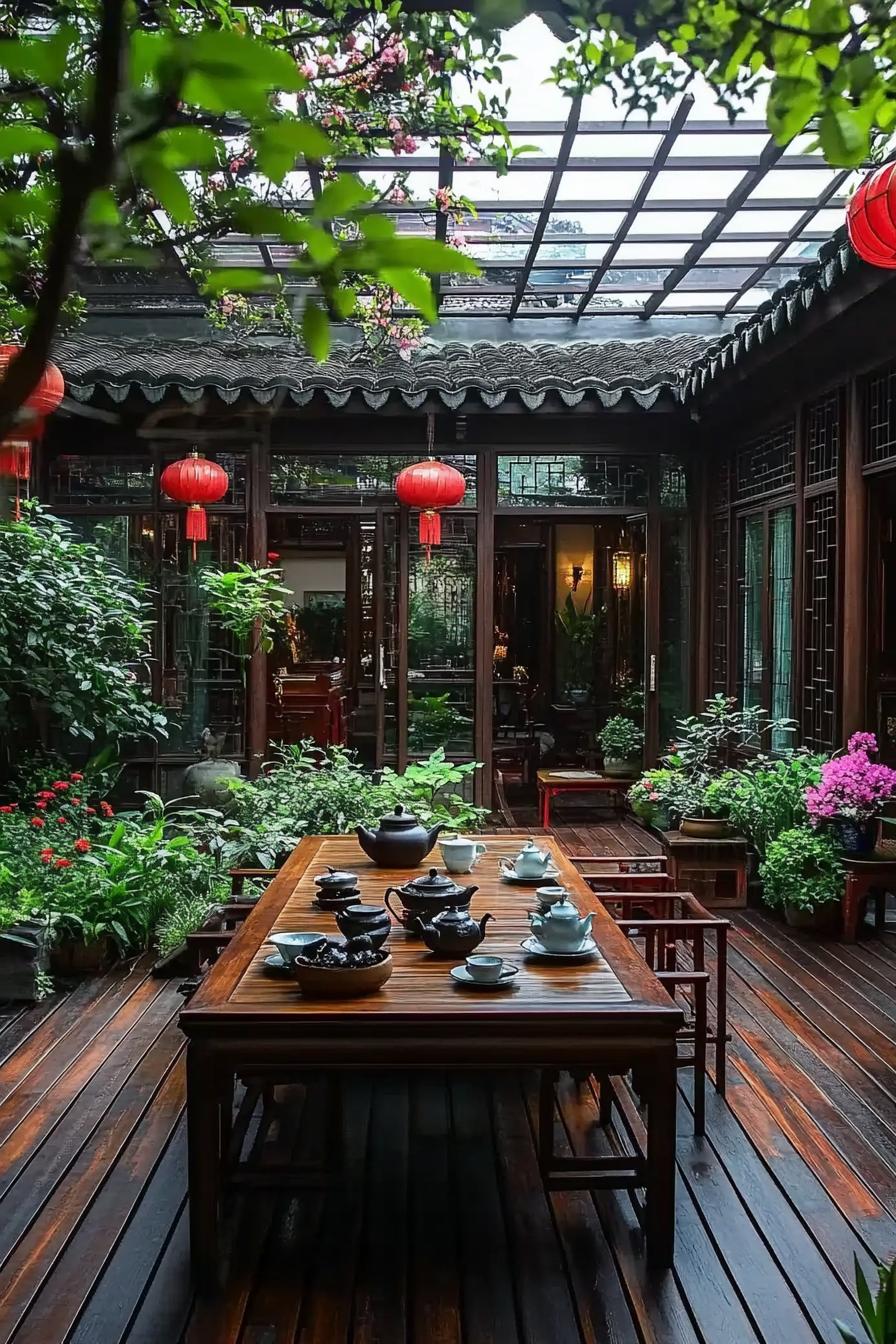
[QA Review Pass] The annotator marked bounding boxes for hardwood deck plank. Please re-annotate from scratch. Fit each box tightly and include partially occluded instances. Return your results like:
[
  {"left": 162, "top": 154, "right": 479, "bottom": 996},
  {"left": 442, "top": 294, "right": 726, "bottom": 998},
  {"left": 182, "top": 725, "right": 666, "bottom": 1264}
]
[
  {"left": 0, "top": 980, "right": 180, "bottom": 1206},
  {"left": 118, "top": 1205, "right": 192, "bottom": 1344},
  {"left": 0, "top": 994, "right": 68, "bottom": 1070},
  {"left": 448, "top": 1076, "right": 521, "bottom": 1344},
  {"left": 491, "top": 1075, "right": 586, "bottom": 1344},
  {"left": 2, "top": 1057, "right": 185, "bottom": 1344},
  {"left": 408, "top": 1075, "right": 462, "bottom": 1344},
  {"left": 352, "top": 1075, "right": 409, "bottom": 1344}
]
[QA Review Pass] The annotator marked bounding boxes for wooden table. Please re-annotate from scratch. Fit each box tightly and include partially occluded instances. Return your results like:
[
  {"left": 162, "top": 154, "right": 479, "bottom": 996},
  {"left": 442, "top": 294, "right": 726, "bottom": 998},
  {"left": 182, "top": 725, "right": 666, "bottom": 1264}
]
[
  {"left": 536, "top": 768, "right": 636, "bottom": 826},
  {"left": 179, "top": 834, "right": 682, "bottom": 1288}
]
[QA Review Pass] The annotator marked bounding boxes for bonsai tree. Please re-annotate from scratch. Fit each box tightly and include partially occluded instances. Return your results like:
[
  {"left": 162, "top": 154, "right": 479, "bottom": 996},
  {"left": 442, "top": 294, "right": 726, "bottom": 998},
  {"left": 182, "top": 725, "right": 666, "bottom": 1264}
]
[{"left": 598, "top": 715, "right": 643, "bottom": 763}]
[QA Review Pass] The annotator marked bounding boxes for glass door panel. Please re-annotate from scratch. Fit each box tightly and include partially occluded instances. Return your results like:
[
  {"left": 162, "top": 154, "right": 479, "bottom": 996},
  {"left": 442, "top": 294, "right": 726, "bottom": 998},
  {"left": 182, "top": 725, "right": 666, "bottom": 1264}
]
[
  {"left": 738, "top": 514, "right": 765, "bottom": 712},
  {"left": 769, "top": 505, "right": 795, "bottom": 747}
]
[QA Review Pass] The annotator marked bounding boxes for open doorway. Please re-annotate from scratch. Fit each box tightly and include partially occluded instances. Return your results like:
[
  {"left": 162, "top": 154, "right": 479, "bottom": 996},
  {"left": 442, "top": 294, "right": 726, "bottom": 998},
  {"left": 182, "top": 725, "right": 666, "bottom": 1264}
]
[{"left": 492, "top": 515, "right": 647, "bottom": 802}]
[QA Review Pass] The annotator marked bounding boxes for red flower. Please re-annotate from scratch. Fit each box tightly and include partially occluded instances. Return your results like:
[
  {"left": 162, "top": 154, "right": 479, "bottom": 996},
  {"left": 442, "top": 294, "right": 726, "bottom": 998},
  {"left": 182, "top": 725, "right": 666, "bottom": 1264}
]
[
  {"left": 73, "top": 838, "right": 91, "bottom": 853},
  {"left": 36, "top": 791, "right": 55, "bottom": 800},
  {"left": 100, "top": 802, "right": 114, "bottom": 817},
  {"left": 54, "top": 858, "right": 72, "bottom": 869},
  {"left": 56, "top": 815, "right": 68, "bottom": 825},
  {"left": 34, "top": 800, "right": 47, "bottom": 810},
  {"left": 70, "top": 772, "right": 84, "bottom": 781},
  {"left": 85, "top": 807, "right": 96, "bottom": 816},
  {"left": 52, "top": 780, "right": 70, "bottom": 791},
  {"left": 70, "top": 797, "right": 81, "bottom": 805},
  {"left": 30, "top": 817, "right": 45, "bottom": 828},
  {"left": 267, "top": 551, "right": 280, "bottom": 564},
  {"left": 0, "top": 805, "right": 13, "bottom": 814},
  {"left": 39, "top": 848, "right": 54, "bottom": 863}
]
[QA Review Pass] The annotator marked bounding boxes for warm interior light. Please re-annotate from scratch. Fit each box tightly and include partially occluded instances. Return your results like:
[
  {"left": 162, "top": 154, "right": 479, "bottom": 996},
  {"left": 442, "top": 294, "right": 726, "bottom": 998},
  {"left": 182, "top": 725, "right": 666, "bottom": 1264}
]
[{"left": 612, "top": 550, "right": 633, "bottom": 591}]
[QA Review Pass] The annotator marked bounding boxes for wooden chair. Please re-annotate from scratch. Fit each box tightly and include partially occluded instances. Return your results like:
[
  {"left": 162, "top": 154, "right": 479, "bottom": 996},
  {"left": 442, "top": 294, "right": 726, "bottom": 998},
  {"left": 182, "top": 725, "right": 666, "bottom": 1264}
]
[
  {"left": 492, "top": 768, "right": 518, "bottom": 829},
  {"left": 598, "top": 891, "right": 731, "bottom": 1134},
  {"left": 570, "top": 853, "right": 670, "bottom": 894}
]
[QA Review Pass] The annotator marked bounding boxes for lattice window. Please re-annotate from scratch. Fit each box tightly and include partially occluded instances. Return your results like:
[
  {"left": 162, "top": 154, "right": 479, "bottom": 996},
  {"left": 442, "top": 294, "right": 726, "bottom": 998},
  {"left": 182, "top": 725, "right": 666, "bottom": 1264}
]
[
  {"left": 659, "top": 456, "right": 688, "bottom": 508},
  {"left": 802, "top": 490, "right": 838, "bottom": 751},
  {"left": 50, "top": 454, "right": 154, "bottom": 506},
  {"left": 867, "top": 365, "right": 896, "bottom": 466},
  {"left": 735, "top": 421, "right": 796, "bottom": 501},
  {"left": 737, "top": 515, "right": 764, "bottom": 712},
  {"left": 710, "top": 458, "right": 731, "bottom": 513},
  {"left": 805, "top": 392, "right": 840, "bottom": 485},
  {"left": 711, "top": 511, "right": 729, "bottom": 694},
  {"left": 268, "top": 453, "right": 477, "bottom": 505},
  {"left": 496, "top": 454, "right": 648, "bottom": 507}
]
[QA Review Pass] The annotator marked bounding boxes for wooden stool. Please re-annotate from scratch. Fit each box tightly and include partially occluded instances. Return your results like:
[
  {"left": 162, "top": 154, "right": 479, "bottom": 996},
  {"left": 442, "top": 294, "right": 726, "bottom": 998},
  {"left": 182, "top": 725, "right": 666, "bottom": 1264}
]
[
  {"left": 840, "top": 853, "right": 896, "bottom": 942},
  {"left": 660, "top": 830, "right": 748, "bottom": 909}
]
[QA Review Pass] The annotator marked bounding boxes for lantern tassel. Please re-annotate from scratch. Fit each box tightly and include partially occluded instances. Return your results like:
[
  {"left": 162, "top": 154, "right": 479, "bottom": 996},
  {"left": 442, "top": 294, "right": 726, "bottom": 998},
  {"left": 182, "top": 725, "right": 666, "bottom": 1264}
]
[
  {"left": 419, "top": 509, "right": 441, "bottom": 563},
  {"left": 185, "top": 503, "right": 208, "bottom": 561}
]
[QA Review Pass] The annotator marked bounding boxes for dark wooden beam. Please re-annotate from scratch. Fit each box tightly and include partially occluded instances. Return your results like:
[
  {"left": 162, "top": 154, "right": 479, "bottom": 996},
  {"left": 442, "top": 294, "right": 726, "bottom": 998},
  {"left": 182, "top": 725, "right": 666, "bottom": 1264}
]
[
  {"left": 640, "top": 136, "right": 787, "bottom": 319},
  {"left": 508, "top": 96, "right": 582, "bottom": 320},
  {"left": 432, "top": 143, "right": 455, "bottom": 311}
]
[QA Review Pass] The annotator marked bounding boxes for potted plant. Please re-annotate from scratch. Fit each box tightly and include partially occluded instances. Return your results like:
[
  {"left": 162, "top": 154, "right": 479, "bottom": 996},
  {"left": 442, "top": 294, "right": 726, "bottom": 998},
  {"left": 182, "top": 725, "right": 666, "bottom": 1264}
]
[
  {"left": 627, "top": 769, "right": 677, "bottom": 830},
  {"left": 0, "top": 882, "right": 49, "bottom": 1000},
  {"left": 555, "top": 594, "right": 600, "bottom": 706},
  {"left": 805, "top": 732, "right": 896, "bottom": 855},
  {"left": 759, "top": 826, "right": 842, "bottom": 931},
  {"left": 678, "top": 776, "right": 733, "bottom": 839},
  {"left": 598, "top": 715, "right": 643, "bottom": 778}
]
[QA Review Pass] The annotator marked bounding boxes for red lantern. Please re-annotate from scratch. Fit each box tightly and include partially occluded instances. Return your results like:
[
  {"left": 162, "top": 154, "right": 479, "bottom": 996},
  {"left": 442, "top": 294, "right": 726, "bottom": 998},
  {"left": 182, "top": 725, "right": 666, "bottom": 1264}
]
[
  {"left": 0, "top": 347, "right": 64, "bottom": 520},
  {"left": 160, "top": 451, "right": 229, "bottom": 558},
  {"left": 847, "top": 163, "right": 896, "bottom": 268},
  {"left": 395, "top": 458, "right": 466, "bottom": 557}
]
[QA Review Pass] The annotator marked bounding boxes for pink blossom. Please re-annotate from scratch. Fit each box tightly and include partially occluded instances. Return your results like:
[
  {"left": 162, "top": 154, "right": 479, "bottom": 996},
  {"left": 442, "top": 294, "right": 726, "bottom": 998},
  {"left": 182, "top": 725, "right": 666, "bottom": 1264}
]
[
  {"left": 299, "top": 60, "right": 318, "bottom": 79},
  {"left": 389, "top": 185, "right": 409, "bottom": 204},
  {"left": 806, "top": 738, "right": 896, "bottom": 827},
  {"left": 848, "top": 731, "right": 878, "bottom": 755}
]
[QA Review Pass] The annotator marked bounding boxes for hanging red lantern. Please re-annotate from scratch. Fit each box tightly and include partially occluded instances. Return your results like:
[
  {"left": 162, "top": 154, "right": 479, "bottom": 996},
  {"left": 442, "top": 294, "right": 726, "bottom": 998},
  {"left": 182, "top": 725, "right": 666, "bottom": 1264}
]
[
  {"left": 395, "top": 457, "right": 466, "bottom": 557},
  {"left": 0, "top": 436, "right": 32, "bottom": 520},
  {"left": 846, "top": 163, "right": 896, "bottom": 268},
  {"left": 160, "top": 451, "right": 229, "bottom": 559},
  {"left": 0, "top": 346, "right": 65, "bottom": 420}
]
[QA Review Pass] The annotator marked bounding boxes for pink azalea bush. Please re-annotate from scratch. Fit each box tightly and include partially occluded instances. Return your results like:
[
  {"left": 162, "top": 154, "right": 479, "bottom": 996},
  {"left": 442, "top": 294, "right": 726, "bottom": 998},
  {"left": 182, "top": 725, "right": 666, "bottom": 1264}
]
[{"left": 805, "top": 733, "right": 896, "bottom": 826}]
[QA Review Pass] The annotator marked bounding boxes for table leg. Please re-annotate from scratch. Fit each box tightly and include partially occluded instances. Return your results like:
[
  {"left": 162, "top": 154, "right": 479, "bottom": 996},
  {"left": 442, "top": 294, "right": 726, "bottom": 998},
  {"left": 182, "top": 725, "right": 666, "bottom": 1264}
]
[
  {"left": 841, "top": 874, "right": 861, "bottom": 944},
  {"left": 715, "top": 924, "right": 728, "bottom": 1095},
  {"left": 644, "top": 1041, "right": 677, "bottom": 1269},
  {"left": 187, "top": 1040, "right": 222, "bottom": 1292}
]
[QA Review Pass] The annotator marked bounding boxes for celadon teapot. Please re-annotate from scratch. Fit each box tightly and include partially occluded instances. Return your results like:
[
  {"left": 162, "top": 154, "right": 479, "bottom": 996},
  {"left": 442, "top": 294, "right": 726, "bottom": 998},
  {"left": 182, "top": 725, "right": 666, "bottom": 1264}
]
[
  {"left": 528, "top": 895, "right": 593, "bottom": 953},
  {"left": 504, "top": 839, "right": 552, "bottom": 879}
]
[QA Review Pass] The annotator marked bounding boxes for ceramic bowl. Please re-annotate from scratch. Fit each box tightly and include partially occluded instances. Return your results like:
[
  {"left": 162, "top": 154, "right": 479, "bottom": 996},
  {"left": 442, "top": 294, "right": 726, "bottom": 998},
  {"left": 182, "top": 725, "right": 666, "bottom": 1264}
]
[
  {"left": 291, "top": 953, "right": 393, "bottom": 998},
  {"left": 269, "top": 931, "right": 328, "bottom": 967}
]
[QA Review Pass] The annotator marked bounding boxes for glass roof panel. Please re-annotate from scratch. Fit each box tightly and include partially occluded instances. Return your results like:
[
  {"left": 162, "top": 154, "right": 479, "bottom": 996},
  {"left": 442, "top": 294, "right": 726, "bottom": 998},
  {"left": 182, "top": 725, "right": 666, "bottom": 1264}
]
[
  {"left": 547, "top": 210, "right": 627, "bottom": 234},
  {"left": 534, "top": 241, "right": 608, "bottom": 263},
  {"left": 615, "top": 241, "right": 692, "bottom": 262},
  {"left": 658, "top": 290, "right": 738, "bottom": 309},
  {"left": 646, "top": 169, "right": 747, "bottom": 202},
  {"left": 584, "top": 290, "right": 652, "bottom": 312},
  {"left": 703, "top": 239, "right": 781, "bottom": 261},
  {"left": 452, "top": 169, "right": 553, "bottom": 203},
  {"left": 750, "top": 168, "right": 848, "bottom": 201},
  {"left": 555, "top": 170, "right": 646, "bottom": 202},
  {"left": 669, "top": 133, "right": 768, "bottom": 158},
  {"left": 629, "top": 211, "right": 717, "bottom": 236},
  {"left": 570, "top": 133, "right": 661, "bottom": 159}
]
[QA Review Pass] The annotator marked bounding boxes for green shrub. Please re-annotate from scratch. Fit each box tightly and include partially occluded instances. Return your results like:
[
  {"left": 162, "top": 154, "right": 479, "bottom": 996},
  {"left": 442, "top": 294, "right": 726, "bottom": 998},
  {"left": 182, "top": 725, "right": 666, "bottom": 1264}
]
[
  {"left": 598, "top": 715, "right": 643, "bottom": 759},
  {"left": 706, "top": 754, "right": 824, "bottom": 858},
  {"left": 759, "top": 827, "right": 842, "bottom": 913}
]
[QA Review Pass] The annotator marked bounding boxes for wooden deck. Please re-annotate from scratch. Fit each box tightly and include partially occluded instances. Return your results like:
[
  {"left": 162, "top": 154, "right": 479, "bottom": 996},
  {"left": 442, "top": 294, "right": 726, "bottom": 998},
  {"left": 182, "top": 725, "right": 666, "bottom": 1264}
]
[{"left": 0, "top": 826, "right": 894, "bottom": 1344}]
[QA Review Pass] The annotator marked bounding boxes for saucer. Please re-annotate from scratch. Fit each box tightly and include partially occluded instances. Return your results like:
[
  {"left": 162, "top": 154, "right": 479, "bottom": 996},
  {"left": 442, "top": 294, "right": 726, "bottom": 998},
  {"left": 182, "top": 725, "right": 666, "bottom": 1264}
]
[
  {"left": 263, "top": 952, "right": 292, "bottom": 976},
  {"left": 450, "top": 963, "right": 519, "bottom": 989},
  {"left": 500, "top": 864, "right": 560, "bottom": 885},
  {"left": 520, "top": 936, "right": 598, "bottom": 962}
]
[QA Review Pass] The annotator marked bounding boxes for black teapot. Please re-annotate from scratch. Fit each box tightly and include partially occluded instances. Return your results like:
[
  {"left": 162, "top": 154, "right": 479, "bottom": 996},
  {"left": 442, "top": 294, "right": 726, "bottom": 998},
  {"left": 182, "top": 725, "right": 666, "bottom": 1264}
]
[
  {"left": 384, "top": 868, "right": 478, "bottom": 930},
  {"left": 356, "top": 804, "right": 444, "bottom": 869},
  {"left": 334, "top": 903, "right": 391, "bottom": 949},
  {"left": 412, "top": 905, "right": 495, "bottom": 957}
]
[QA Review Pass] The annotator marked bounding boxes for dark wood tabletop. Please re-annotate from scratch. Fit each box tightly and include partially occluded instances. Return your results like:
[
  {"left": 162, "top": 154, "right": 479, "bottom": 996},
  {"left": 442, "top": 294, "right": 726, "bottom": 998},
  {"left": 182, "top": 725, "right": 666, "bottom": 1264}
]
[{"left": 180, "top": 834, "right": 681, "bottom": 1035}]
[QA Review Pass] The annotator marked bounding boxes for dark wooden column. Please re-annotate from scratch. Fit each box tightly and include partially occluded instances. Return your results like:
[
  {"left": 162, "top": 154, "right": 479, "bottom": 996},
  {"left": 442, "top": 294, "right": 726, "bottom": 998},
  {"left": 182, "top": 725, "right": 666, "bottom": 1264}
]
[
  {"left": 474, "top": 447, "right": 495, "bottom": 810},
  {"left": 841, "top": 377, "right": 867, "bottom": 740},
  {"left": 247, "top": 433, "right": 268, "bottom": 777},
  {"left": 692, "top": 451, "right": 711, "bottom": 709},
  {"left": 792, "top": 404, "right": 805, "bottom": 736}
]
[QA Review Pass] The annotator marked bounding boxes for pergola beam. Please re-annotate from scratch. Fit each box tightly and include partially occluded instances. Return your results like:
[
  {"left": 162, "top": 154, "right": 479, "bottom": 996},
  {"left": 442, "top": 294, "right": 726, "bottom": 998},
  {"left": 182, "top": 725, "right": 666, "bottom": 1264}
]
[
  {"left": 432, "top": 143, "right": 455, "bottom": 310},
  {"left": 640, "top": 136, "right": 787, "bottom": 319},
  {"left": 720, "top": 170, "right": 854, "bottom": 314},
  {"left": 508, "top": 97, "right": 582, "bottom": 320},
  {"left": 575, "top": 95, "right": 694, "bottom": 320}
]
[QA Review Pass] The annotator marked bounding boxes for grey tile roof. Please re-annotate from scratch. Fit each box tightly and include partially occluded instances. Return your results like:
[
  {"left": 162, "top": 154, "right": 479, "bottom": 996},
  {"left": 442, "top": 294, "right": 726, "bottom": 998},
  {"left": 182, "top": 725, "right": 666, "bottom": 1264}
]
[{"left": 55, "top": 333, "right": 714, "bottom": 411}]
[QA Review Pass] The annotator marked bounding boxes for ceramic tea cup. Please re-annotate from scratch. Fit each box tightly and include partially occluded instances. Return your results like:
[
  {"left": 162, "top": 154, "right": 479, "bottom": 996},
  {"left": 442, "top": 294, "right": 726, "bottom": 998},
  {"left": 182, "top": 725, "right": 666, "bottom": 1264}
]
[
  {"left": 269, "top": 931, "right": 328, "bottom": 967},
  {"left": 465, "top": 954, "right": 504, "bottom": 983},
  {"left": 439, "top": 834, "right": 487, "bottom": 874},
  {"left": 535, "top": 884, "right": 568, "bottom": 908}
]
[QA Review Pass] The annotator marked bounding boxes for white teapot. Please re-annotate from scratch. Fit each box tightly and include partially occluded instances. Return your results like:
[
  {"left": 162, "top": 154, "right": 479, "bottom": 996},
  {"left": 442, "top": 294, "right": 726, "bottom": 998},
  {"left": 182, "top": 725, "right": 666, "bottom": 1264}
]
[
  {"left": 502, "top": 839, "right": 552, "bottom": 880},
  {"left": 528, "top": 896, "right": 593, "bottom": 953}
]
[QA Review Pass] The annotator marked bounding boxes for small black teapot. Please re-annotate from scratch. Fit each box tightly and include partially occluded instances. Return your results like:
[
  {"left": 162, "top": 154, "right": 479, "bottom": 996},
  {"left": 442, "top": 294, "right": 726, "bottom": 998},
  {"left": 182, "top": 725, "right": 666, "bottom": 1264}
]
[
  {"left": 356, "top": 804, "right": 444, "bottom": 869},
  {"left": 412, "top": 905, "right": 495, "bottom": 957},
  {"left": 334, "top": 903, "right": 391, "bottom": 949},
  {"left": 384, "top": 868, "right": 478, "bottom": 930}
]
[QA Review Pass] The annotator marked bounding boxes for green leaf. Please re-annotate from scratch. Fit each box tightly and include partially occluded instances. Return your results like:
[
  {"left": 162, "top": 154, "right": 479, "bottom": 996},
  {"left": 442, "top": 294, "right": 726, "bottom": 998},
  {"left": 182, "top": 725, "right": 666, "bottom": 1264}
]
[
  {"left": 138, "top": 159, "right": 194, "bottom": 225},
  {"left": 367, "top": 236, "right": 480, "bottom": 276},
  {"left": 380, "top": 268, "right": 436, "bottom": 321},
  {"left": 84, "top": 188, "right": 120, "bottom": 231},
  {"left": 0, "top": 125, "right": 55, "bottom": 161},
  {"left": 312, "top": 174, "right": 372, "bottom": 221},
  {"left": 359, "top": 214, "right": 397, "bottom": 241},
  {"left": 0, "top": 30, "right": 71, "bottom": 86},
  {"left": 302, "top": 298, "right": 330, "bottom": 362},
  {"left": 202, "top": 268, "right": 277, "bottom": 296},
  {"left": 181, "top": 30, "right": 301, "bottom": 91},
  {"left": 154, "top": 126, "right": 220, "bottom": 170},
  {"left": 254, "top": 119, "right": 332, "bottom": 184},
  {"left": 818, "top": 104, "right": 869, "bottom": 166}
]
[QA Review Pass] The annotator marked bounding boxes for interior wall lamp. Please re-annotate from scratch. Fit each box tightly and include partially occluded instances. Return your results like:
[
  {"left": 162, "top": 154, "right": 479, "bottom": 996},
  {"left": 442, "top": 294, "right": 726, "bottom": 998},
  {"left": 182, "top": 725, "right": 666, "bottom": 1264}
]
[
  {"left": 565, "top": 563, "right": 591, "bottom": 592},
  {"left": 612, "top": 549, "right": 633, "bottom": 591}
]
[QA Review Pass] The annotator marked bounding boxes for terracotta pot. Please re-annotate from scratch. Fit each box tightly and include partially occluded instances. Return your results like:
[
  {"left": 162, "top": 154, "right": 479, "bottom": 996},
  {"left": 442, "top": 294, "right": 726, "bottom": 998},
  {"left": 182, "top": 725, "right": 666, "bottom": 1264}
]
[
  {"left": 49, "top": 936, "right": 116, "bottom": 976},
  {"left": 680, "top": 816, "right": 733, "bottom": 840},
  {"left": 784, "top": 902, "right": 840, "bottom": 933},
  {"left": 291, "top": 953, "right": 393, "bottom": 998}
]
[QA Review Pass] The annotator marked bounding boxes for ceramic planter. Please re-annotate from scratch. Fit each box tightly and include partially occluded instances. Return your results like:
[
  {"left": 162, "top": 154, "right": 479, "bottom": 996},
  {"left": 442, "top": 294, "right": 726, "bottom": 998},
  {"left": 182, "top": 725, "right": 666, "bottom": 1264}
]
[
  {"left": 680, "top": 815, "right": 733, "bottom": 839},
  {"left": 0, "top": 918, "right": 48, "bottom": 1001},
  {"left": 829, "top": 818, "right": 876, "bottom": 855},
  {"left": 603, "top": 756, "right": 640, "bottom": 779},
  {"left": 784, "top": 901, "right": 840, "bottom": 934}
]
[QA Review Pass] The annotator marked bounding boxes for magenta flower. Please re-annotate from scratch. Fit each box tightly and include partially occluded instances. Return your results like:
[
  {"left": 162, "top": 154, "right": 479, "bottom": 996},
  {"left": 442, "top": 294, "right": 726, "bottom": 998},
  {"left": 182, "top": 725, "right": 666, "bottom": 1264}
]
[{"left": 806, "top": 735, "right": 896, "bottom": 826}]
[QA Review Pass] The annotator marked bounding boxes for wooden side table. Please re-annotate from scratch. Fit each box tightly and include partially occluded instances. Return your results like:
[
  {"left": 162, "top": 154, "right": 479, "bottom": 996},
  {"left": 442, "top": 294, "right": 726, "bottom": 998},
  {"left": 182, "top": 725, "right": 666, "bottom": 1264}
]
[
  {"left": 660, "top": 830, "right": 748, "bottom": 910},
  {"left": 536, "top": 769, "right": 635, "bottom": 827},
  {"left": 840, "top": 854, "right": 896, "bottom": 942}
]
